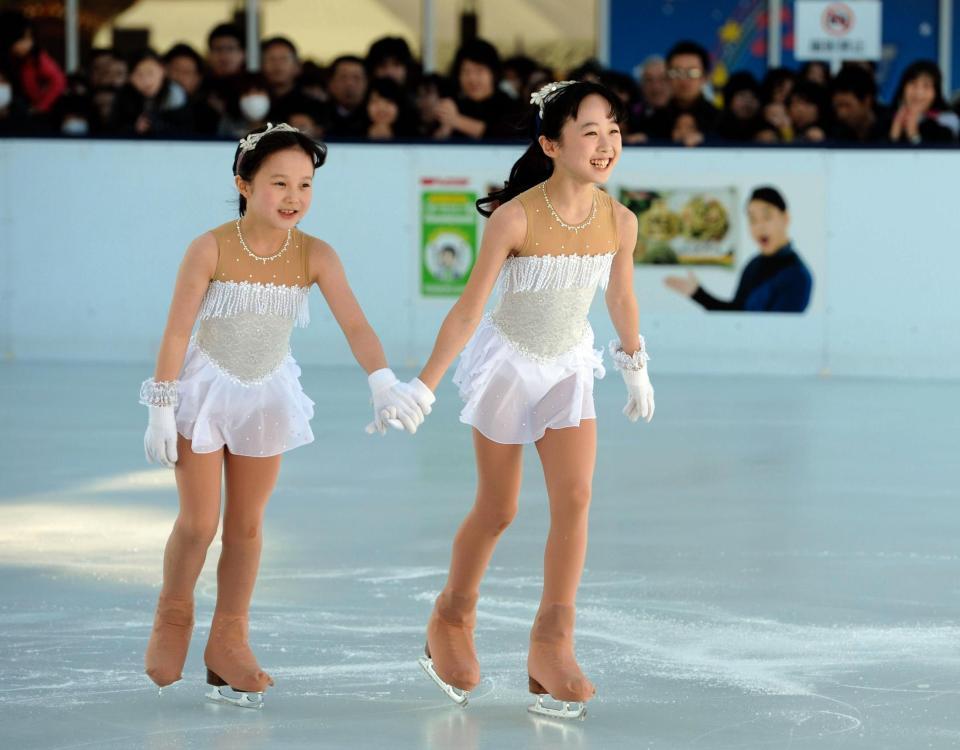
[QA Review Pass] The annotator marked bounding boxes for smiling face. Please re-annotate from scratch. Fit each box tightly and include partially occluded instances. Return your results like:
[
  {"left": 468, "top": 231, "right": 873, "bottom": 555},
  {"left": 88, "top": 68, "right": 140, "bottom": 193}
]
[
  {"left": 904, "top": 74, "right": 936, "bottom": 112},
  {"left": 236, "top": 148, "right": 315, "bottom": 229},
  {"left": 747, "top": 200, "right": 790, "bottom": 255},
  {"left": 540, "top": 93, "right": 622, "bottom": 184}
]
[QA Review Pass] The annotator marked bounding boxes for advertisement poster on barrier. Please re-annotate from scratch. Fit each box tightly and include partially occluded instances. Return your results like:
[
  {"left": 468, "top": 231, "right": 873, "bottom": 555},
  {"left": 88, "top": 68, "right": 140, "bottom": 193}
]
[
  {"left": 618, "top": 176, "right": 824, "bottom": 315},
  {"left": 420, "top": 178, "right": 477, "bottom": 297},
  {"left": 620, "top": 187, "right": 738, "bottom": 266}
]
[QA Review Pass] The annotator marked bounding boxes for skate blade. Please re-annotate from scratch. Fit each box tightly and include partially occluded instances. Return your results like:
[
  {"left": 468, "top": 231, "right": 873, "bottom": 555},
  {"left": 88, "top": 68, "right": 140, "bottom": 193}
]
[
  {"left": 528, "top": 695, "right": 587, "bottom": 721},
  {"left": 417, "top": 656, "right": 469, "bottom": 706},
  {"left": 206, "top": 685, "right": 264, "bottom": 709}
]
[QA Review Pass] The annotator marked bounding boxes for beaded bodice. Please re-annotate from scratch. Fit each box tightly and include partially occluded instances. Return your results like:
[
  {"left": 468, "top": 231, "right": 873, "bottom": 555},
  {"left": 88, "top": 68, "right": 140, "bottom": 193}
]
[
  {"left": 488, "top": 183, "right": 619, "bottom": 362},
  {"left": 193, "top": 222, "right": 311, "bottom": 384}
]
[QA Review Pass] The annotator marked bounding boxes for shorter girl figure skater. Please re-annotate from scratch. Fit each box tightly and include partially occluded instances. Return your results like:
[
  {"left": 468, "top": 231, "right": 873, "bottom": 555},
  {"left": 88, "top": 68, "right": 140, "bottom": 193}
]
[
  {"left": 410, "top": 81, "right": 655, "bottom": 719},
  {"left": 139, "top": 122, "right": 427, "bottom": 708}
]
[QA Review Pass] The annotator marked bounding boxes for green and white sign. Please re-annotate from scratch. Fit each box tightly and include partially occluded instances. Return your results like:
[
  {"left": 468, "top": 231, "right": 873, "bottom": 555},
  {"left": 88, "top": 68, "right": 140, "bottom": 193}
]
[{"left": 421, "top": 187, "right": 477, "bottom": 297}]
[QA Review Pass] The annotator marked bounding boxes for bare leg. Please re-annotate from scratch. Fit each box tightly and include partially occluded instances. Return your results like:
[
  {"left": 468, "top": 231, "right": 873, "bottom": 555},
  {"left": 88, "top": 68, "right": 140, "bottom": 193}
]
[
  {"left": 145, "top": 435, "right": 223, "bottom": 687},
  {"left": 203, "top": 450, "right": 281, "bottom": 693},
  {"left": 528, "top": 420, "right": 597, "bottom": 703},
  {"left": 426, "top": 430, "right": 523, "bottom": 691}
]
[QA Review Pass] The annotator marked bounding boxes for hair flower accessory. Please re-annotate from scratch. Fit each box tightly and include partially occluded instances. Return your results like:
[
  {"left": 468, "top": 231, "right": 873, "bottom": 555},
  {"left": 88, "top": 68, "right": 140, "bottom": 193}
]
[
  {"left": 530, "top": 80, "right": 578, "bottom": 117},
  {"left": 238, "top": 122, "right": 300, "bottom": 154}
]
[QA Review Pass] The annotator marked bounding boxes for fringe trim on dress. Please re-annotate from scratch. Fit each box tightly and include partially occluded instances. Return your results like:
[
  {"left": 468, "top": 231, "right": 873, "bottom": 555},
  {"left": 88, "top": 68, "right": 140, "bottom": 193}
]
[
  {"left": 197, "top": 281, "right": 310, "bottom": 327},
  {"left": 497, "top": 252, "right": 614, "bottom": 294}
]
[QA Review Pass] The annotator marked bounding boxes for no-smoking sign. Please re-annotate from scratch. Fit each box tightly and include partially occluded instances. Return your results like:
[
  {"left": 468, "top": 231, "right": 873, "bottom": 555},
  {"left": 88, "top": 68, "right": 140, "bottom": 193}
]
[
  {"left": 796, "top": 0, "right": 881, "bottom": 62},
  {"left": 822, "top": 3, "right": 855, "bottom": 37}
]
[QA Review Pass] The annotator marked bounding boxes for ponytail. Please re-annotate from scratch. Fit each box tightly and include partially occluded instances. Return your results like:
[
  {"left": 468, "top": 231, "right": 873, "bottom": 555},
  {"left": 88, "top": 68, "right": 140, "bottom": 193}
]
[{"left": 475, "top": 140, "right": 553, "bottom": 217}]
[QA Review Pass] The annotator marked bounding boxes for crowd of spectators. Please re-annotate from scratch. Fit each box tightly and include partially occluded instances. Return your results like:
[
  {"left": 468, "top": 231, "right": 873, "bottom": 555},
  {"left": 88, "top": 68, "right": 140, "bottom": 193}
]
[{"left": 2, "top": 9, "right": 958, "bottom": 146}]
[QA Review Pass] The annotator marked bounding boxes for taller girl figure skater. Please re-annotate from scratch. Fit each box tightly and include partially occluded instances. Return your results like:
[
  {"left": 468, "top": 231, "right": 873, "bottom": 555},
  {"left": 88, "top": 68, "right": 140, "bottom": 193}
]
[
  {"left": 410, "top": 81, "right": 656, "bottom": 719},
  {"left": 139, "top": 122, "right": 427, "bottom": 708}
]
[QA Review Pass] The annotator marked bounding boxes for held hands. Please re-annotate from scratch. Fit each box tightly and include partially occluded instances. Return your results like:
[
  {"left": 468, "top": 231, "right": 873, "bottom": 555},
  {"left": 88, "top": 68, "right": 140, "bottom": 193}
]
[
  {"left": 144, "top": 405, "right": 179, "bottom": 468},
  {"left": 365, "top": 369, "right": 435, "bottom": 436}
]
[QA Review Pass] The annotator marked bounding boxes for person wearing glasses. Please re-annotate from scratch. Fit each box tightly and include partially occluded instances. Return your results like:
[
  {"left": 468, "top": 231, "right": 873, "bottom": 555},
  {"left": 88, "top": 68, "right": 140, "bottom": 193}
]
[{"left": 646, "top": 40, "right": 719, "bottom": 145}]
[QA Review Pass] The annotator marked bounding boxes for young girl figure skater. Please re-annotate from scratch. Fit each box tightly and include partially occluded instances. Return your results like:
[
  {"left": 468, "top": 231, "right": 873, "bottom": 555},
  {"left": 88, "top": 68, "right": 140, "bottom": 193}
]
[
  {"left": 411, "top": 81, "right": 656, "bottom": 719},
  {"left": 139, "top": 122, "right": 427, "bottom": 708}
]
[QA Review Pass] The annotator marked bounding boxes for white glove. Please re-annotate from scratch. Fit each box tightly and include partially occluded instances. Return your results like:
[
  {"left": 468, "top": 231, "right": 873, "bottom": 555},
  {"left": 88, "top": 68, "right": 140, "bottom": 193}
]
[
  {"left": 406, "top": 378, "right": 436, "bottom": 417},
  {"left": 144, "top": 405, "right": 179, "bottom": 467},
  {"left": 621, "top": 367, "right": 655, "bottom": 423},
  {"left": 365, "top": 368, "right": 425, "bottom": 435}
]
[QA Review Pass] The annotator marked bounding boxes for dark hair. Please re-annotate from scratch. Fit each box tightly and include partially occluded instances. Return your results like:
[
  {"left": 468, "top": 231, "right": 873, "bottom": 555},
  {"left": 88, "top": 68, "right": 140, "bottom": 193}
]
[
  {"left": 503, "top": 55, "right": 537, "bottom": 82},
  {"left": 666, "top": 40, "right": 711, "bottom": 73},
  {"left": 723, "top": 71, "right": 761, "bottom": 106},
  {"left": 418, "top": 72, "right": 456, "bottom": 99},
  {"left": 600, "top": 70, "right": 639, "bottom": 105},
  {"left": 128, "top": 47, "right": 164, "bottom": 71},
  {"left": 799, "top": 61, "right": 831, "bottom": 84},
  {"left": 236, "top": 71, "right": 269, "bottom": 95},
  {"left": 89, "top": 47, "right": 119, "bottom": 64},
  {"left": 329, "top": 55, "right": 366, "bottom": 78},
  {"left": 749, "top": 186, "right": 787, "bottom": 212},
  {"left": 567, "top": 58, "right": 604, "bottom": 82},
  {"left": 892, "top": 59, "right": 948, "bottom": 112},
  {"left": 760, "top": 67, "right": 796, "bottom": 104},
  {"left": 163, "top": 43, "right": 204, "bottom": 72},
  {"left": 787, "top": 79, "right": 829, "bottom": 127},
  {"left": 0, "top": 10, "right": 40, "bottom": 62},
  {"left": 208, "top": 23, "right": 245, "bottom": 50},
  {"left": 476, "top": 81, "right": 625, "bottom": 217},
  {"left": 830, "top": 66, "right": 877, "bottom": 101},
  {"left": 232, "top": 124, "right": 327, "bottom": 216},
  {"left": 366, "top": 36, "right": 414, "bottom": 72},
  {"left": 261, "top": 36, "right": 298, "bottom": 59},
  {"left": 450, "top": 39, "right": 502, "bottom": 85},
  {"left": 365, "top": 76, "right": 417, "bottom": 135}
]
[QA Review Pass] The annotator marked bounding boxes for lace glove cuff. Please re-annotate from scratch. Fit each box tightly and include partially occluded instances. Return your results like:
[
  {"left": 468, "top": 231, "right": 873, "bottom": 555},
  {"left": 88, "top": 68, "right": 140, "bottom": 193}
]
[
  {"left": 139, "top": 378, "right": 179, "bottom": 408},
  {"left": 608, "top": 336, "right": 650, "bottom": 371}
]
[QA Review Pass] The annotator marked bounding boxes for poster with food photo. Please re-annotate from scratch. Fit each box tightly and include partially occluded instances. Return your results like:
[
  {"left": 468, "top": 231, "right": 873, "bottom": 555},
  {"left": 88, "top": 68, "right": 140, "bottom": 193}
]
[{"left": 620, "top": 187, "right": 738, "bottom": 266}]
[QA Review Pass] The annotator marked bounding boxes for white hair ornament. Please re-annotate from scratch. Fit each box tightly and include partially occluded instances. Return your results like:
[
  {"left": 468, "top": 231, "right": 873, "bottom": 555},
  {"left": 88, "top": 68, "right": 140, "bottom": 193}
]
[{"left": 529, "top": 80, "right": 578, "bottom": 117}]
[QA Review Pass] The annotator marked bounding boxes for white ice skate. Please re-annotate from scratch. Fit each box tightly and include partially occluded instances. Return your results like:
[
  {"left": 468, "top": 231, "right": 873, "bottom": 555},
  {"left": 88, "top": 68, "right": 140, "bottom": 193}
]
[
  {"left": 205, "top": 669, "right": 264, "bottom": 709},
  {"left": 527, "top": 693, "right": 587, "bottom": 720},
  {"left": 418, "top": 647, "right": 469, "bottom": 706}
]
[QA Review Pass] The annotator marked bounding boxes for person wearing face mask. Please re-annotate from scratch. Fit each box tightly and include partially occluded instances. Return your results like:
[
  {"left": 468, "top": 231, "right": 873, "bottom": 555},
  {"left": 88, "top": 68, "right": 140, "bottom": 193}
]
[
  {"left": 113, "top": 48, "right": 192, "bottom": 135},
  {"left": 664, "top": 187, "right": 812, "bottom": 313},
  {"left": 888, "top": 60, "right": 958, "bottom": 145},
  {"left": 54, "top": 94, "right": 94, "bottom": 136},
  {"left": 218, "top": 74, "right": 272, "bottom": 138},
  {"left": 163, "top": 43, "right": 220, "bottom": 135}
]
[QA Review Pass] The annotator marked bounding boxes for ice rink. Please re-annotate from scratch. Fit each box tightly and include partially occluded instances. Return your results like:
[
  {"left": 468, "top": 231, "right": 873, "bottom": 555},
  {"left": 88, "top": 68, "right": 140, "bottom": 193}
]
[{"left": 1, "top": 363, "right": 959, "bottom": 749}]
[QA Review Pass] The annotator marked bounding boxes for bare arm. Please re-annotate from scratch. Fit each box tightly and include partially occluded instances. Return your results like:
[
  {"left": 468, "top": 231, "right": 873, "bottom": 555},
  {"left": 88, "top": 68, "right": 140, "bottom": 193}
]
[
  {"left": 604, "top": 204, "right": 641, "bottom": 354},
  {"left": 417, "top": 200, "right": 526, "bottom": 390},
  {"left": 153, "top": 233, "right": 218, "bottom": 381},
  {"left": 309, "top": 239, "right": 389, "bottom": 375}
]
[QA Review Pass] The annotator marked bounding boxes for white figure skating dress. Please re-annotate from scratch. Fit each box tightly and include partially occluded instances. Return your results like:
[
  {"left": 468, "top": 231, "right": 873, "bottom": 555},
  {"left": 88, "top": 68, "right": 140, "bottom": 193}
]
[
  {"left": 453, "top": 182, "right": 619, "bottom": 444},
  {"left": 175, "top": 221, "right": 315, "bottom": 456}
]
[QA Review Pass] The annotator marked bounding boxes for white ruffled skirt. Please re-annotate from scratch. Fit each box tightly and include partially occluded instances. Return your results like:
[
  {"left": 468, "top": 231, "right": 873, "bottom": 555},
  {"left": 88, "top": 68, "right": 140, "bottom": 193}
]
[
  {"left": 175, "top": 341, "right": 315, "bottom": 457},
  {"left": 453, "top": 316, "right": 605, "bottom": 444}
]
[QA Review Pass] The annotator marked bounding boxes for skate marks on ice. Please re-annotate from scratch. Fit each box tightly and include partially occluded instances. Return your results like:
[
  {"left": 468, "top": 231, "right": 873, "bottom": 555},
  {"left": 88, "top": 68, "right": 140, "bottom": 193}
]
[{"left": 3, "top": 564, "right": 960, "bottom": 746}]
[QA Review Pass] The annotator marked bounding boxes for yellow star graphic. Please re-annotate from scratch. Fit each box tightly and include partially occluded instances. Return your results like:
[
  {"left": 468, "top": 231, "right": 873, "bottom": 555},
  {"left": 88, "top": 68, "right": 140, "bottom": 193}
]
[{"left": 719, "top": 21, "right": 742, "bottom": 44}]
